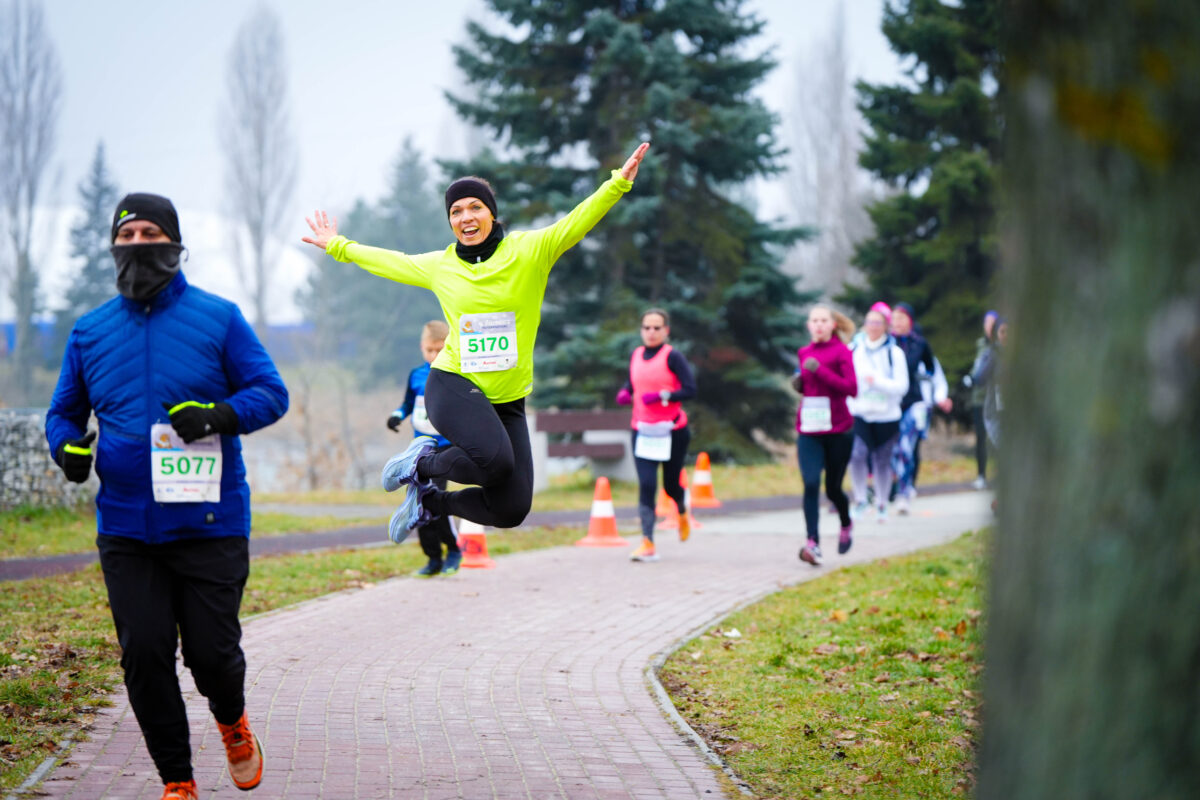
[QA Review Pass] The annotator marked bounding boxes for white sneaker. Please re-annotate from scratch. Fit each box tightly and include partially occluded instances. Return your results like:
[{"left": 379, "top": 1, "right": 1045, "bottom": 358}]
[
  {"left": 851, "top": 502, "right": 868, "bottom": 520},
  {"left": 896, "top": 496, "right": 910, "bottom": 515},
  {"left": 972, "top": 476, "right": 988, "bottom": 490},
  {"left": 876, "top": 506, "right": 888, "bottom": 524}
]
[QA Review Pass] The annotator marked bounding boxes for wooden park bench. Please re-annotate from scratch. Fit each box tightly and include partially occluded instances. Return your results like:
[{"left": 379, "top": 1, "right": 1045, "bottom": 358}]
[{"left": 529, "top": 409, "right": 635, "bottom": 484}]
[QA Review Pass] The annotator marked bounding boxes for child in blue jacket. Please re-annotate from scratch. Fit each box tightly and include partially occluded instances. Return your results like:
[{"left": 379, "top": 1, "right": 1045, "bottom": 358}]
[{"left": 387, "top": 320, "right": 461, "bottom": 575}]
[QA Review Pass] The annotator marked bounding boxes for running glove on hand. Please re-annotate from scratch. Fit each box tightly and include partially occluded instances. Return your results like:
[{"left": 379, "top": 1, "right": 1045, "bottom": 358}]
[
  {"left": 387, "top": 412, "right": 405, "bottom": 431},
  {"left": 162, "top": 401, "right": 238, "bottom": 444},
  {"left": 642, "top": 391, "right": 670, "bottom": 406},
  {"left": 615, "top": 388, "right": 632, "bottom": 406},
  {"left": 56, "top": 431, "right": 97, "bottom": 483},
  {"left": 803, "top": 357, "right": 820, "bottom": 372}
]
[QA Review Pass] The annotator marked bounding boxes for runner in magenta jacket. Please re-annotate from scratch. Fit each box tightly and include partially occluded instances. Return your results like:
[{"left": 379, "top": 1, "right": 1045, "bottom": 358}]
[{"left": 792, "top": 306, "right": 857, "bottom": 566}]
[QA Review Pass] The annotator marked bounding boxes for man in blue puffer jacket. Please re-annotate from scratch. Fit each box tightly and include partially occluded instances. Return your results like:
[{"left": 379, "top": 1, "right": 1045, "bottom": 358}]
[{"left": 45, "top": 193, "right": 288, "bottom": 800}]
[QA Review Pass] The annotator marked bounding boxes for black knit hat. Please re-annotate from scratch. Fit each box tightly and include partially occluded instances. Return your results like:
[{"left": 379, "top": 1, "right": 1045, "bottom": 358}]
[
  {"left": 444, "top": 177, "right": 498, "bottom": 220},
  {"left": 111, "top": 193, "right": 182, "bottom": 243}
]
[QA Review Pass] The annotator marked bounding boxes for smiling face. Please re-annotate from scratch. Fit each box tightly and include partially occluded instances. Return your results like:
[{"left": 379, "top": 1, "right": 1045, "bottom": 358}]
[
  {"left": 448, "top": 197, "right": 495, "bottom": 247},
  {"left": 640, "top": 312, "right": 668, "bottom": 348},
  {"left": 807, "top": 307, "right": 834, "bottom": 343}
]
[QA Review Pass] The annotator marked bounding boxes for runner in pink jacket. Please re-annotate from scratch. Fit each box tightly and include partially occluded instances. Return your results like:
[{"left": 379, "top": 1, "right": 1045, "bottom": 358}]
[{"left": 792, "top": 306, "right": 857, "bottom": 566}]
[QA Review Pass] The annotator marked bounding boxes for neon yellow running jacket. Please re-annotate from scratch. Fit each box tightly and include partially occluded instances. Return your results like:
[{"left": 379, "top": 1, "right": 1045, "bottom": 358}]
[{"left": 326, "top": 171, "right": 632, "bottom": 403}]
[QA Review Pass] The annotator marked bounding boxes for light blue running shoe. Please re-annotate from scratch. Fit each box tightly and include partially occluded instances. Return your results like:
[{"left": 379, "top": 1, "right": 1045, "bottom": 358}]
[
  {"left": 387, "top": 479, "right": 437, "bottom": 544},
  {"left": 382, "top": 435, "right": 438, "bottom": 493}
]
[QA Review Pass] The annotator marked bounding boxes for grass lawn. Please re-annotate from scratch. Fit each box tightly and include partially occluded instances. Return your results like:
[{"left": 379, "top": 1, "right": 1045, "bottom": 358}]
[
  {"left": 660, "top": 530, "right": 986, "bottom": 799},
  {"left": 256, "top": 456, "right": 981, "bottom": 511},
  {"left": 0, "top": 506, "right": 380, "bottom": 560},
  {"left": 0, "top": 524, "right": 580, "bottom": 792}
]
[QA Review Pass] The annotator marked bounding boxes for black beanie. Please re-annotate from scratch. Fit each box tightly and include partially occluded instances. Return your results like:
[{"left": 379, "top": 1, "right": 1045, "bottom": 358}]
[
  {"left": 444, "top": 178, "right": 498, "bottom": 220},
  {"left": 111, "top": 193, "right": 182, "bottom": 243}
]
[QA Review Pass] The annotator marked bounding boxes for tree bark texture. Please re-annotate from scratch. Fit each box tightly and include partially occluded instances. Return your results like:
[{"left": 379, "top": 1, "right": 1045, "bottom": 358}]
[{"left": 979, "top": 3, "right": 1200, "bottom": 799}]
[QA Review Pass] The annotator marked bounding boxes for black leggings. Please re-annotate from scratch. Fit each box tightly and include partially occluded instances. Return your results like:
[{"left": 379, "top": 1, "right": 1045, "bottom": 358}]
[
  {"left": 418, "top": 369, "right": 534, "bottom": 528},
  {"left": 972, "top": 404, "right": 988, "bottom": 478},
  {"left": 632, "top": 425, "right": 691, "bottom": 541},
  {"left": 97, "top": 534, "right": 249, "bottom": 784},
  {"left": 797, "top": 431, "right": 853, "bottom": 542}
]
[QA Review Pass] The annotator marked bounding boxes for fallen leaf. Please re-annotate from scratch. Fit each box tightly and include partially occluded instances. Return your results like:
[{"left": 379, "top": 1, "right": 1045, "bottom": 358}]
[
  {"left": 813, "top": 643, "right": 840, "bottom": 656},
  {"left": 933, "top": 627, "right": 950, "bottom": 641},
  {"left": 830, "top": 609, "right": 849, "bottom": 623},
  {"left": 954, "top": 620, "right": 968, "bottom": 637},
  {"left": 906, "top": 756, "right": 921, "bottom": 765},
  {"left": 866, "top": 606, "right": 881, "bottom": 615},
  {"left": 873, "top": 673, "right": 891, "bottom": 683},
  {"left": 879, "top": 693, "right": 900, "bottom": 702},
  {"left": 724, "top": 628, "right": 742, "bottom": 638}
]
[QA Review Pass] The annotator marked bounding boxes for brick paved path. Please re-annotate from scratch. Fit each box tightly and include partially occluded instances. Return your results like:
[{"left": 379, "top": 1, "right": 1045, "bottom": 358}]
[{"left": 32, "top": 493, "right": 990, "bottom": 799}]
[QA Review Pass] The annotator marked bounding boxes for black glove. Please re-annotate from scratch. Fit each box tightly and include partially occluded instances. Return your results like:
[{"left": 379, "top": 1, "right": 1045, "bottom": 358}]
[
  {"left": 56, "top": 431, "right": 97, "bottom": 484},
  {"left": 162, "top": 401, "right": 239, "bottom": 444},
  {"left": 387, "top": 412, "right": 404, "bottom": 431}
]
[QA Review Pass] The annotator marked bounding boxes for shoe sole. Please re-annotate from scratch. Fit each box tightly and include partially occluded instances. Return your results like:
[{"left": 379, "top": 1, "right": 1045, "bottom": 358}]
[
  {"left": 631, "top": 555, "right": 660, "bottom": 562},
  {"left": 799, "top": 549, "right": 822, "bottom": 566}
]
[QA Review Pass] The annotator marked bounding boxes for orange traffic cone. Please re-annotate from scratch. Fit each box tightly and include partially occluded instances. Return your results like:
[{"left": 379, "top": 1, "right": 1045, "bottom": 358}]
[
  {"left": 691, "top": 452, "right": 722, "bottom": 508},
  {"left": 575, "top": 477, "right": 627, "bottom": 547},
  {"left": 457, "top": 517, "right": 496, "bottom": 568}
]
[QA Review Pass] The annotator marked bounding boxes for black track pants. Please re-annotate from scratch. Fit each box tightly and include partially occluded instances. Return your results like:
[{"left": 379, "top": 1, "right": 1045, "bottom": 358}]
[{"left": 97, "top": 534, "right": 249, "bottom": 784}]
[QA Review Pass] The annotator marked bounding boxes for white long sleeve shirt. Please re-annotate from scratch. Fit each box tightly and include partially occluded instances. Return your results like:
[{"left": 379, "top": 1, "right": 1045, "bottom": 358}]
[{"left": 848, "top": 335, "right": 909, "bottom": 423}]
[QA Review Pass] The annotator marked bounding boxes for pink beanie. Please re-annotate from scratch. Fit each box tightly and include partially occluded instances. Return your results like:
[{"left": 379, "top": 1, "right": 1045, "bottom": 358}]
[{"left": 869, "top": 301, "right": 892, "bottom": 323}]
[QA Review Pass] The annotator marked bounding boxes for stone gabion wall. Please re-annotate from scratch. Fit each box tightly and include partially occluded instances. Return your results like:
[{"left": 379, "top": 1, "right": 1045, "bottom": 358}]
[{"left": 0, "top": 408, "right": 96, "bottom": 511}]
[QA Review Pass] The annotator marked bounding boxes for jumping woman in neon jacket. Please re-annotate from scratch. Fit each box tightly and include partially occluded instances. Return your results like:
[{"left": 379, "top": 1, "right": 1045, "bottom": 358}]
[{"left": 303, "top": 143, "right": 650, "bottom": 541}]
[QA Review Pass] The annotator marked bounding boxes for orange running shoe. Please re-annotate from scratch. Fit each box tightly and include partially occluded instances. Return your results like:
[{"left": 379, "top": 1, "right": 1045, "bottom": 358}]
[
  {"left": 630, "top": 537, "right": 659, "bottom": 562},
  {"left": 217, "top": 711, "right": 265, "bottom": 791},
  {"left": 678, "top": 512, "right": 691, "bottom": 542},
  {"left": 162, "top": 780, "right": 198, "bottom": 800}
]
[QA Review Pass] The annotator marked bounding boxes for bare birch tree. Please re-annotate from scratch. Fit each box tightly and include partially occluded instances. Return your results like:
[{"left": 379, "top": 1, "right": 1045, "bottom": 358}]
[
  {"left": 784, "top": 2, "right": 876, "bottom": 297},
  {"left": 0, "top": 0, "right": 61, "bottom": 402},
  {"left": 220, "top": 4, "right": 297, "bottom": 339}
]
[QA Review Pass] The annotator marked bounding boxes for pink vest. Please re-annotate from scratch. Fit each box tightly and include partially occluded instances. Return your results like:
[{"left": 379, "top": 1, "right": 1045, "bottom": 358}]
[{"left": 630, "top": 345, "right": 688, "bottom": 430}]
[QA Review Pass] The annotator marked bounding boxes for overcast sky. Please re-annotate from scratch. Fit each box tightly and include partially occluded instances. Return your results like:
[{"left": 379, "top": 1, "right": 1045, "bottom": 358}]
[{"left": 14, "top": 0, "right": 903, "bottom": 322}]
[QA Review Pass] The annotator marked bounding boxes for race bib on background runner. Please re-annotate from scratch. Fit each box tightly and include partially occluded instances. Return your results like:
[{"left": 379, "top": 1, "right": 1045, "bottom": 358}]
[
  {"left": 460, "top": 311, "right": 518, "bottom": 373},
  {"left": 150, "top": 423, "right": 221, "bottom": 503},
  {"left": 800, "top": 396, "right": 833, "bottom": 433},
  {"left": 634, "top": 420, "right": 675, "bottom": 461},
  {"left": 412, "top": 395, "right": 439, "bottom": 436}
]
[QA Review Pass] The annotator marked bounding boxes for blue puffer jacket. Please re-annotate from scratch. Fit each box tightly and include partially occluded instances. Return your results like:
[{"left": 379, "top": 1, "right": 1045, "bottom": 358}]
[{"left": 46, "top": 272, "right": 289, "bottom": 544}]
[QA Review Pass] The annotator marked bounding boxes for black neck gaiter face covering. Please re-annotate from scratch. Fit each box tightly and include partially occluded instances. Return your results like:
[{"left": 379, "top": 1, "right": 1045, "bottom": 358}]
[
  {"left": 111, "top": 243, "right": 184, "bottom": 302},
  {"left": 455, "top": 222, "right": 505, "bottom": 263}
]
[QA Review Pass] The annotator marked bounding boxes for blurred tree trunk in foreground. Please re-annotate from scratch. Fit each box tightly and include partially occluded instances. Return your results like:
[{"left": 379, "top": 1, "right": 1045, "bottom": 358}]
[{"left": 979, "top": 3, "right": 1200, "bottom": 799}]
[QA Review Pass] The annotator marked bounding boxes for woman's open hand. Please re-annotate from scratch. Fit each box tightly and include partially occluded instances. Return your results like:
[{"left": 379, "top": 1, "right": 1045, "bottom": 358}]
[
  {"left": 301, "top": 210, "right": 339, "bottom": 251},
  {"left": 620, "top": 142, "right": 650, "bottom": 181}
]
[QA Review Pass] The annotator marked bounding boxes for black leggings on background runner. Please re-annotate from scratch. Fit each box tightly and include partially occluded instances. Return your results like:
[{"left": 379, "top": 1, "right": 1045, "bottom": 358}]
[
  {"left": 797, "top": 431, "right": 854, "bottom": 543},
  {"left": 417, "top": 477, "right": 460, "bottom": 560},
  {"left": 631, "top": 425, "right": 691, "bottom": 541},
  {"left": 418, "top": 368, "right": 534, "bottom": 528},
  {"left": 97, "top": 534, "right": 249, "bottom": 784}
]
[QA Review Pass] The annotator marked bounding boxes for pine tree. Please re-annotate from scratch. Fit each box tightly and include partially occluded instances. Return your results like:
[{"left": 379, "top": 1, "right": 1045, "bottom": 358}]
[
  {"left": 443, "top": 0, "right": 813, "bottom": 459},
  {"left": 847, "top": 0, "right": 1000, "bottom": 386},
  {"left": 54, "top": 141, "right": 119, "bottom": 360},
  {"left": 299, "top": 138, "right": 445, "bottom": 386}
]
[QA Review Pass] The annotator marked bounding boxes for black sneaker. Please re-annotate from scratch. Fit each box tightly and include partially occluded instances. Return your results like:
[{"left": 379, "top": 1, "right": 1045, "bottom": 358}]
[
  {"left": 442, "top": 550, "right": 463, "bottom": 575},
  {"left": 415, "top": 559, "right": 442, "bottom": 577}
]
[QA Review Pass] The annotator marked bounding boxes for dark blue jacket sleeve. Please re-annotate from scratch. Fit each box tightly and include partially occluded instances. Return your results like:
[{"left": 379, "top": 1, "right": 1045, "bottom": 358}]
[
  {"left": 395, "top": 368, "right": 419, "bottom": 419},
  {"left": 220, "top": 305, "right": 289, "bottom": 433},
  {"left": 46, "top": 328, "right": 92, "bottom": 457},
  {"left": 666, "top": 349, "right": 698, "bottom": 402}
]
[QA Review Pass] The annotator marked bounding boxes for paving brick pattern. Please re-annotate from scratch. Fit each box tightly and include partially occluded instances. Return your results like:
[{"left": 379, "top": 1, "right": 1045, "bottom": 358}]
[{"left": 34, "top": 493, "right": 989, "bottom": 799}]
